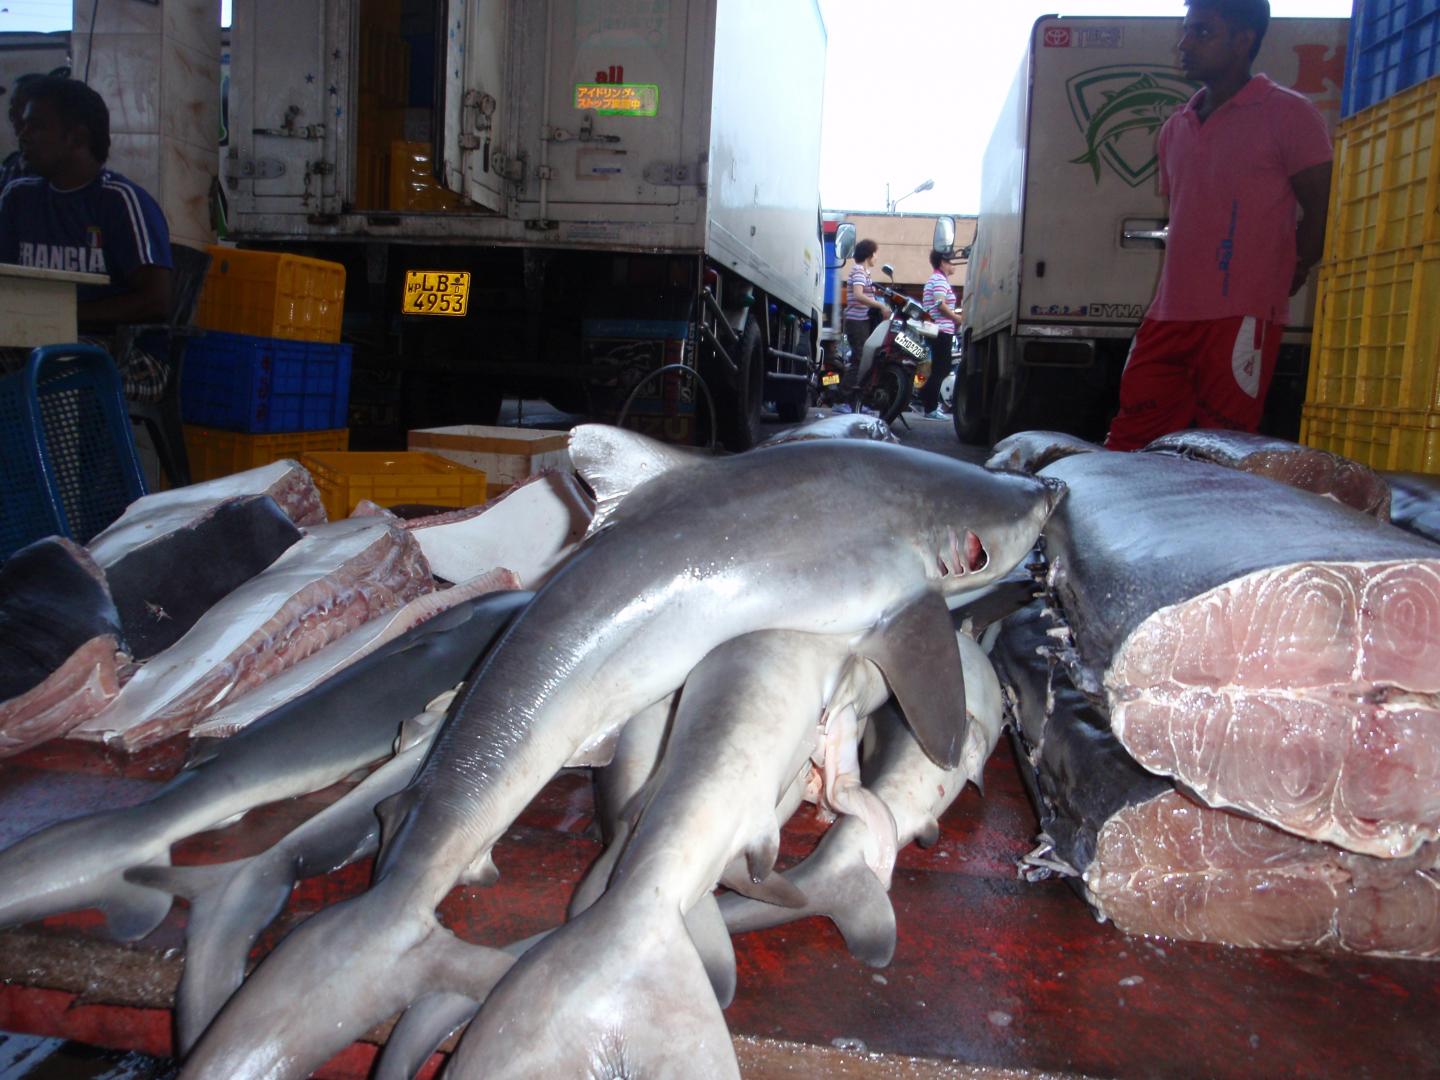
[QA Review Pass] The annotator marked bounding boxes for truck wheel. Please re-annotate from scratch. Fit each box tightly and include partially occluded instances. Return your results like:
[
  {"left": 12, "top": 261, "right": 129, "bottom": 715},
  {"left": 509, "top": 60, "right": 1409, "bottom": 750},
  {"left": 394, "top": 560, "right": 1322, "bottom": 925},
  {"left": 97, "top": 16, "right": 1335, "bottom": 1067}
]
[
  {"left": 775, "top": 331, "right": 813, "bottom": 422},
  {"left": 717, "top": 321, "right": 765, "bottom": 450},
  {"left": 988, "top": 373, "right": 1022, "bottom": 445},
  {"left": 952, "top": 361, "right": 988, "bottom": 444}
]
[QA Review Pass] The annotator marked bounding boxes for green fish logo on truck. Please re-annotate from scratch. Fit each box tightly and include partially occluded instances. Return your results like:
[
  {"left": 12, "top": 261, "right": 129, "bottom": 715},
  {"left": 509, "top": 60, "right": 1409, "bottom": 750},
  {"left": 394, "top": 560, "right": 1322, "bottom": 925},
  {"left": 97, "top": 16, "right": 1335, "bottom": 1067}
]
[{"left": 1066, "top": 66, "right": 1199, "bottom": 186}]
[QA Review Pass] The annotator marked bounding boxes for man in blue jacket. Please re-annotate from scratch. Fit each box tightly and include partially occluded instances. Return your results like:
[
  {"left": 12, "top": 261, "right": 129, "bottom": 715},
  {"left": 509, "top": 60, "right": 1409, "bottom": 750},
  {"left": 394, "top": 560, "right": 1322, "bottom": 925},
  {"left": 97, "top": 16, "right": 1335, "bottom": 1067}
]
[{"left": 0, "top": 76, "right": 173, "bottom": 400}]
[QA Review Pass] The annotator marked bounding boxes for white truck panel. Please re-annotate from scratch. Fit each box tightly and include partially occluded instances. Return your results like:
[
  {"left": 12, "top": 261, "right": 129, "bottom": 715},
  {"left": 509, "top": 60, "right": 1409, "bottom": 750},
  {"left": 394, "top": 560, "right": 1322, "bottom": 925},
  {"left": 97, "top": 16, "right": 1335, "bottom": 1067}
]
[
  {"left": 705, "top": 0, "right": 826, "bottom": 318},
  {"left": 227, "top": 0, "right": 822, "bottom": 324},
  {"left": 968, "top": 16, "right": 1348, "bottom": 342}
]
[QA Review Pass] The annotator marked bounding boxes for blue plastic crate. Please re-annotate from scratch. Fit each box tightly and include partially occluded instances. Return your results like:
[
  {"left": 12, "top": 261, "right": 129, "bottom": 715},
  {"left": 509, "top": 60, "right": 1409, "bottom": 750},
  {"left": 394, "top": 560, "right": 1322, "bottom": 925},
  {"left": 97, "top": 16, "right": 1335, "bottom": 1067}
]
[
  {"left": 180, "top": 331, "right": 352, "bottom": 433},
  {"left": 0, "top": 344, "right": 147, "bottom": 559},
  {"left": 1345, "top": 0, "right": 1440, "bottom": 116}
]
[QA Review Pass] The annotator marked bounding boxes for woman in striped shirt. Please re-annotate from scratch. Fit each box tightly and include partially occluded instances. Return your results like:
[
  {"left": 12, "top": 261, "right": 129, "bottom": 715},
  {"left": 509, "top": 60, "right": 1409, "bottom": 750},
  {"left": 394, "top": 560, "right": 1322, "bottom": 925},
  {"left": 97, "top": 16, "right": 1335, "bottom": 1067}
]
[
  {"left": 918, "top": 250, "right": 961, "bottom": 419},
  {"left": 839, "top": 239, "right": 889, "bottom": 405}
]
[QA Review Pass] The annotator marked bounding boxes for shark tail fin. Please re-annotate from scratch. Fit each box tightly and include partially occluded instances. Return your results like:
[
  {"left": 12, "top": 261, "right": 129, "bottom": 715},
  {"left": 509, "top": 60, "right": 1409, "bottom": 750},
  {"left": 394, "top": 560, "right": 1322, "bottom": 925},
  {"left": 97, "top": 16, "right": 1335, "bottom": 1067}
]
[
  {"left": 719, "top": 816, "right": 897, "bottom": 968},
  {"left": 448, "top": 897, "right": 740, "bottom": 1080},
  {"left": 183, "top": 886, "right": 514, "bottom": 1080},
  {"left": 373, "top": 991, "right": 480, "bottom": 1080},
  {"left": 127, "top": 856, "right": 296, "bottom": 1055}
]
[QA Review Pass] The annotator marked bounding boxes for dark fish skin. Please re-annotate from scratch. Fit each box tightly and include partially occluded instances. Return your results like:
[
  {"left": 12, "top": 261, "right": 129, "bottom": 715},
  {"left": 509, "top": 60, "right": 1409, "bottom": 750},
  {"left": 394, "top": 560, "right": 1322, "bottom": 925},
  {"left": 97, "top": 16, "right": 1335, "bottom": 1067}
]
[
  {"left": 104, "top": 495, "right": 303, "bottom": 660},
  {"left": 0, "top": 537, "right": 122, "bottom": 701},
  {"left": 993, "top": 602, "right": 1170, "bottom": 877},
  {"left": 1384, "top": 472, "right": 1440, "bottom": 544},
  {"left": 1038, "top": 451, "right": 1437, "bottom": 678}
]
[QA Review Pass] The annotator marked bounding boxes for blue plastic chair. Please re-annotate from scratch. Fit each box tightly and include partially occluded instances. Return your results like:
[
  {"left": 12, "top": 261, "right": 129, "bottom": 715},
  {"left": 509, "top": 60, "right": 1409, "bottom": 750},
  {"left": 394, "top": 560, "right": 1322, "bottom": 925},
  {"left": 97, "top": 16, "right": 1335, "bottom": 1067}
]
[{"left": 0, "top": 343, "right": 148, "bottom": 559}]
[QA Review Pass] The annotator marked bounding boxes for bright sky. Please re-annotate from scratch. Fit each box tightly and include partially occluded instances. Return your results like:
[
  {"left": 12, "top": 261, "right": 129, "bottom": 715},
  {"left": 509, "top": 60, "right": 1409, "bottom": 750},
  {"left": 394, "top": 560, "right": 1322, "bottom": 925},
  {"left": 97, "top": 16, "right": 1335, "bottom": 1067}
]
[{"left": 3, "top": 0, "right": 1353, "bottom": 214}]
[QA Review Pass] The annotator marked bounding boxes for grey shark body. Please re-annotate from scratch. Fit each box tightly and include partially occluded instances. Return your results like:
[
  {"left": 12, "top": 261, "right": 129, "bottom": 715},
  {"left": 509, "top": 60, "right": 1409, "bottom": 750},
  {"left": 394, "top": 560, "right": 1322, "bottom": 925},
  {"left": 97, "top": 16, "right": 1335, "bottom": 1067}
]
[{"left": 184, "top": 429, "right": 1061, "bottom": 1080}]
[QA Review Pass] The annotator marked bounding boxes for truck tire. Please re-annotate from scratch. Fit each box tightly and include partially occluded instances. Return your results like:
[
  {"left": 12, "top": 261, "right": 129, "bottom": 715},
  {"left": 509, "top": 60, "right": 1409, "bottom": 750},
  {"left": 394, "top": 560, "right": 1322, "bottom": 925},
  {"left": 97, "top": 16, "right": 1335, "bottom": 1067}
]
[
  {"left": 775, "top": 331, "right": 813, "bottom": 422},
  {"left": 952, "top": 348, "right": 988, "bottom": 445},
  {"left": 717, "top": 320, "right": 765, "bottom": 451}
]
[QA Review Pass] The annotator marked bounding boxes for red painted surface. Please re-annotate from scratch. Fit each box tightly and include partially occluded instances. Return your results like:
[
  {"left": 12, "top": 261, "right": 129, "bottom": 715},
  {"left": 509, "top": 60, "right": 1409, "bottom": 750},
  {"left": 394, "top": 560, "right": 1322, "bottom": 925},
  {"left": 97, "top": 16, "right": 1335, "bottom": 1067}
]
[{"left": 1, "top": 738, "right": 1438, "bottom": 1078}]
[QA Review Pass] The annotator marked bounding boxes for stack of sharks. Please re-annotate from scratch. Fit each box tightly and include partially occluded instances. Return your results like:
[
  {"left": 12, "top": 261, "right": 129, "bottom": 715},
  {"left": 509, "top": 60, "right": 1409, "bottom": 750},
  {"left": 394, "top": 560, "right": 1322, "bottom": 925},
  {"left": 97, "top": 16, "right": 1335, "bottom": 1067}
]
[
  {"left": 986, "top": 429, "right": 1440, "bottom": 960},
  {"left": 0, "top": 422, "right": 1062, "bottom": 1078}
]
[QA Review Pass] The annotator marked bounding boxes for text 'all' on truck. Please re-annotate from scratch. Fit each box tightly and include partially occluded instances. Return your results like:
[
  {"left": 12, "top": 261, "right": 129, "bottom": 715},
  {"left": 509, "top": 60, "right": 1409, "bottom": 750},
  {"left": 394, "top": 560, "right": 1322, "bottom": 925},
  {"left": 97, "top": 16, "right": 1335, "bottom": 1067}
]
[
  {"left": 938, "top": 14, "right": 1347, "bottom": 446},
  {"left": 223, "top": 0, "right": 826, "bottom": 450}
]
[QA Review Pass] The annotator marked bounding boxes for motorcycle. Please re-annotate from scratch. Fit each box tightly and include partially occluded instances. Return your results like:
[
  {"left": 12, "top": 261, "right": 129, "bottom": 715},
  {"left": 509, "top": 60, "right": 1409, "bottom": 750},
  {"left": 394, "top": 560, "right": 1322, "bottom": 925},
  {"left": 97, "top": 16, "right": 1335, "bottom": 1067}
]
[{"left": 822, "top": 267, "right": 938, "bottom": 425}]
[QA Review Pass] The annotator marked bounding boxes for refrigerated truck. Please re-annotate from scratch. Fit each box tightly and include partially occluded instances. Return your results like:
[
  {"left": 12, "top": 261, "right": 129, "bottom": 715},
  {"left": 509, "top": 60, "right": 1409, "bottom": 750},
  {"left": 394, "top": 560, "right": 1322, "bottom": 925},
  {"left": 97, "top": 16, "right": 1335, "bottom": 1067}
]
[
  {"left": 948, "top": 14, "right": 1347, "bottom": 444},
  {"left": 223, "top": 0, "right": 826, "bottom": 447}
]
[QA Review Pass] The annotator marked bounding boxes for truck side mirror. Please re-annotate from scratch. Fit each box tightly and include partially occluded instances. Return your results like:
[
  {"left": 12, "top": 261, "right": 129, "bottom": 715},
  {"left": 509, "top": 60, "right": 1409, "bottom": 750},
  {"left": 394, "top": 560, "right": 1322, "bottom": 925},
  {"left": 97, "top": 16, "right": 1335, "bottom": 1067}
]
[
  {"left": 834, "top": 222, "right": 856, "bottom": 262},
  {"left": 933, "top": 216, "right": 957, "bottom": 255}
]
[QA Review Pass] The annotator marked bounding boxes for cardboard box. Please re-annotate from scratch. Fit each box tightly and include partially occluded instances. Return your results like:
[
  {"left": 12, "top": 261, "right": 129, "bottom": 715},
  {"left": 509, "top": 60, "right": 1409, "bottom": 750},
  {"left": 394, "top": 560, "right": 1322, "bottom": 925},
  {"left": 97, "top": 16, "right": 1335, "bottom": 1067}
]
[{"left": 407, "top": 425, "right": 571, "bottom": 498}]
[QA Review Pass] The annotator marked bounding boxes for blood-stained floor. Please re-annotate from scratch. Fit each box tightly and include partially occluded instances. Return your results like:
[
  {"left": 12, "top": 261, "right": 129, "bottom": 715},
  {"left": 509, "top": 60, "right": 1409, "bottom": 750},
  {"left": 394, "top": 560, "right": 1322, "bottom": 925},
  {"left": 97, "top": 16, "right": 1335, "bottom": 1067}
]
[{"left": 0, "top": 729, "right": 1435, "bottom": 1080}]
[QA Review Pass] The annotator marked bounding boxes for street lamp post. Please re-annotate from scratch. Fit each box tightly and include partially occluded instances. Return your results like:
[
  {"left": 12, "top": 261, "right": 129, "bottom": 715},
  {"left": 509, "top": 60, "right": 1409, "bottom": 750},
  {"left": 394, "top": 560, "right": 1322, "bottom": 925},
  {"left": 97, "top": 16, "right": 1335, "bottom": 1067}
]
[{"left": 887, "top": 177, "right": 934, "bottom": 213}]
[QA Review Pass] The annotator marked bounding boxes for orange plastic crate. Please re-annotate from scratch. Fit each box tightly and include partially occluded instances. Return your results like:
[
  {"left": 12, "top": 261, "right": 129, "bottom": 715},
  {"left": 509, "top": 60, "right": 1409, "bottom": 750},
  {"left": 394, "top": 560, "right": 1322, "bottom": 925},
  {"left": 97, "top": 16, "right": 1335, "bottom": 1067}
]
[
  {"left": 1305, "top": 243, "right": 1440, "bottom": 410},
  {"left": 1326, "top": 77, "right": 1440, "bottom": 262},
  {"left": 182, "top": 426, "right": 349, "bottom": 483},
  {"left": 298, "top": 450, "right": 486, "bottom": 520},
  {"left": 1301, "top": 402, "right": 1440, "bottom": 473},
  {"left": 196, "top": 246, "right": 347, "bottom": 343}
]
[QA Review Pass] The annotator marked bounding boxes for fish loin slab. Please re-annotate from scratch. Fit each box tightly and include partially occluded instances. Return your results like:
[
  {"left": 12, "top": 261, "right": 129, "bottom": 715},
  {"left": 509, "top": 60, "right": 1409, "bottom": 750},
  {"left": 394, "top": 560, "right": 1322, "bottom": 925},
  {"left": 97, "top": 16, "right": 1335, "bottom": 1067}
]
[
  {"left": 998, "top": 603, "right": 1440, "bottom": 959},
  {"left": 1040, "top": 451, "right": 1440, "bottom": 858},
  {"left": 73, "top": 518, "right": 435, "bottom": 750},
  {"left": 1143, "top": 429, "right": 1390, "bottom": 519},
  {"left": 0, "top": 538, "right": 124, "bottom": 756}
]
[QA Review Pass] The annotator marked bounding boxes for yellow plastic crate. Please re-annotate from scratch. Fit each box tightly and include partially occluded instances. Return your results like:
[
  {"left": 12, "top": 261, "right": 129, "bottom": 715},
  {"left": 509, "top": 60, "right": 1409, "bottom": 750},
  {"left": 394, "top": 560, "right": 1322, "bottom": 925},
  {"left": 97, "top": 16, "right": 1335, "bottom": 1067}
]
[
  {"left": 183, "top": 426, "right": 349, "bottom": 483},
  {"left": 196, "top": 246, "right": 347, "bottom": 343},
  {"left": 1305, "top": 244, "right": 1440, "bottom": 410},
  {"left": 1301, "top": 403, "right": 1440, "bottom": 473},
  {"left": 1326, "top": 77, "right": 1440, "bottom": 262},
  {"left": 389, "top": 141, "right": 461, "bottom": 212},
  {"left": 298, "top": 450, "right": 486, "bottom": 520}
]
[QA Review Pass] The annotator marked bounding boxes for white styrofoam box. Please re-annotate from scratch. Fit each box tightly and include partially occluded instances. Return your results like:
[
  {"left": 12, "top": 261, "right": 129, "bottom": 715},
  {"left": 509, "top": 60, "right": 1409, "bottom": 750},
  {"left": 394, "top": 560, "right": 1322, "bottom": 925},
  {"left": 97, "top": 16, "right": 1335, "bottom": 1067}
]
[{"left": 407, "top": 425, "right": 570, "bottom": 498}]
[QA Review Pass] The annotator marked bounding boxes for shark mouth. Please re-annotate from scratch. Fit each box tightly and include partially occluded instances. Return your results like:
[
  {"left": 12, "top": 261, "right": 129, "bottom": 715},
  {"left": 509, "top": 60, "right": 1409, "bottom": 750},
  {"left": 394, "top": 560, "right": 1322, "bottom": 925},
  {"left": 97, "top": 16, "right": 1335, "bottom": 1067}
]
[{"left": 938, "top": 529, "right": 988, "bottom": 579}]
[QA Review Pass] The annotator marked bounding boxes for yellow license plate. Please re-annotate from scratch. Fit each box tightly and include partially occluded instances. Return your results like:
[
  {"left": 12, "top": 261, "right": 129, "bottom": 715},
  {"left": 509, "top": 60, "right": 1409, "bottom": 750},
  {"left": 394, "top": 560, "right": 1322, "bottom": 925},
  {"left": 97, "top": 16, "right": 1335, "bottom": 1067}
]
[
  {"left": 403, "top": 270, "right": 470, "bottom": 316},
  {"left": 822, "top": 372, "right": 840, "bottom": 386}
]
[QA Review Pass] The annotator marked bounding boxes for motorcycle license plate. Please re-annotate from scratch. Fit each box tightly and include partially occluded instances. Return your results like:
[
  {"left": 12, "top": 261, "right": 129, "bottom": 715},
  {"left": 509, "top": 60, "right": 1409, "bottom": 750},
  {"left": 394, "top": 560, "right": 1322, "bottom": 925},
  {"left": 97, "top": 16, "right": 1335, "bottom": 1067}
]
[
  {"left": 403, "top": 270, "right": 471, "bottom": 317},
  {"left": 822, "top": 372, "right": 841, "bottom": 387},
  {"left": 893, "top": 333, "right": 927, "bottom": 361}
]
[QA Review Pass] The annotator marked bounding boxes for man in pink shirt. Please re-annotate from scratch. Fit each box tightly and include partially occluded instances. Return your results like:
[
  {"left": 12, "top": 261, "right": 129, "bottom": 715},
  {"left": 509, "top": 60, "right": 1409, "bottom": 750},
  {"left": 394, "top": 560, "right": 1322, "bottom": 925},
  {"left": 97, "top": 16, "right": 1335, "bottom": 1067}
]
[{"left": 1104, "top": 0, "right": 1332, "bottom": 451}]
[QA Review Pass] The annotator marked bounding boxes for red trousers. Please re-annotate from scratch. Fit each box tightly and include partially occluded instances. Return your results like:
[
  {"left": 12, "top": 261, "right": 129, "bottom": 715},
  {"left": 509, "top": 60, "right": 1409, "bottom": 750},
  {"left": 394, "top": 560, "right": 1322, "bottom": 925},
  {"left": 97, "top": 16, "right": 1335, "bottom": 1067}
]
[{"left": 1104, "top": 315, "right": 1283, "bottom": 451}]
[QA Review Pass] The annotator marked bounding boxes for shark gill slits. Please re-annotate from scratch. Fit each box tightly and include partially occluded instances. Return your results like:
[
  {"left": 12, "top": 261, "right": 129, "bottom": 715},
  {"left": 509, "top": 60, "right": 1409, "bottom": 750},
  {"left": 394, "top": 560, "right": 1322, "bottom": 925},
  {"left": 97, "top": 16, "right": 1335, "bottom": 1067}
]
[{"left": 965, "top": 531, "right": 988, "bottom": 573}]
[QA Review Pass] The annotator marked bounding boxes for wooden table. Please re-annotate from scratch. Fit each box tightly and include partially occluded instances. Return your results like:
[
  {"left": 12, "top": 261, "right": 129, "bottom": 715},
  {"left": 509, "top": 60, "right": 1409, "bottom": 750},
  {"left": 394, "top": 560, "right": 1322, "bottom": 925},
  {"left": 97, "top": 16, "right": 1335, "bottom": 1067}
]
[{"left": 0, "top": 262, "right": 110, "bottom": 348}]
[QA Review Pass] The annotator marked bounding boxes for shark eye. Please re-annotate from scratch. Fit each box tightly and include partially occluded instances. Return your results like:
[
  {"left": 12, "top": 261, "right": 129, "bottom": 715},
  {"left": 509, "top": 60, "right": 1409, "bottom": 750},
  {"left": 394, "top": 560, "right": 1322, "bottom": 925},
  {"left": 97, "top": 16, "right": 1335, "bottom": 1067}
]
[{"left": 965, "top": 531, "right": 988, "bottom": 573}]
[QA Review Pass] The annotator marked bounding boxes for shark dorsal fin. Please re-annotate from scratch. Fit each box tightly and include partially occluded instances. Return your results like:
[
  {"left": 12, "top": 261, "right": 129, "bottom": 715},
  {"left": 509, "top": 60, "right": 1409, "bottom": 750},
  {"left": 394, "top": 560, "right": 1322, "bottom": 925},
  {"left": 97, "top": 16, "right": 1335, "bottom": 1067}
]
[{"left": 568, "top": 424, "right": 707, "bottom": 536}]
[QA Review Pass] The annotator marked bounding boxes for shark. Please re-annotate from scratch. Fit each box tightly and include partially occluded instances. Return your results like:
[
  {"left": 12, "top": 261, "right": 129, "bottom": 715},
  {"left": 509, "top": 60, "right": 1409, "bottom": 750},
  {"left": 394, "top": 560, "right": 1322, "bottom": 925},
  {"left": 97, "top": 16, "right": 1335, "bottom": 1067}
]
[{"left": 182, "top": 426, "right": 1063, "bottom": 1080}]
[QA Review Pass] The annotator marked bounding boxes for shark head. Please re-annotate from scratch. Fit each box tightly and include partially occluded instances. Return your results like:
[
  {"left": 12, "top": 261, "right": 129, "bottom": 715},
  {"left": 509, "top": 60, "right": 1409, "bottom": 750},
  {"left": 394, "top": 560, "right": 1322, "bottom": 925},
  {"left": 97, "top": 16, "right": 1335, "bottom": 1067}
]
[{"left": 919, "top": 471, "right": 1065, "bottom": 598}]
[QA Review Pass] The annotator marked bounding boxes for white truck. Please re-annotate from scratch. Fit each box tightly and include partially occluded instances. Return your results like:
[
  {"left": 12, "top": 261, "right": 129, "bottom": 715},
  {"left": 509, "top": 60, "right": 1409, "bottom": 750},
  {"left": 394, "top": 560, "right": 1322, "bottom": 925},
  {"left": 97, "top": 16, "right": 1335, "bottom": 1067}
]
[
  {"left": 944, "top": 14, "right": 1348, "bottom": 444},
  {"left": 223, "top": 0, "right": 826, "bottom": 448}
]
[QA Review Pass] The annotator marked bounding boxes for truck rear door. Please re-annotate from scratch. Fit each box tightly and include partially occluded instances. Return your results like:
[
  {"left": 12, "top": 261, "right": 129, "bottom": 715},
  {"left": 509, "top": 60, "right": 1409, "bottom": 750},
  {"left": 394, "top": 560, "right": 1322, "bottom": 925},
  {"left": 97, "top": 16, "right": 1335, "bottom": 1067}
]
[
  {"left": 440, "top": 0, "right": 508, "bottom": 211},
  {"left": 225, "top": 0, "right": 343, "bottom": 217},
  {"left": 1020, "top": 16, "right": 1347, "bottom": 332}
]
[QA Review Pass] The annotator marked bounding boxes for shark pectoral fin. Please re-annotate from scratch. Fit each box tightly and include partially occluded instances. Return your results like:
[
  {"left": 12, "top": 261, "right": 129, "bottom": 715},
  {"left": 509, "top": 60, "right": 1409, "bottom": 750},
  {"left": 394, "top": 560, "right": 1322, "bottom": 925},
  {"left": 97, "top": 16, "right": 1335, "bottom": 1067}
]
[
  {"left": 125, "top": 860, "right": 239, "bottom": 901},
  {"left": 569, "top": 823, "right": 628, "bottom": 919},
  {"left": 568, "top": 424, "right": 708, "bottom": 535},
  {"left": 720, "top": 861, "right": 808, "bottom": 909},
  {"left": 684, "top": 894, "right": 737, "bottom": 1008},
  {"left": 744, "top": 825, "right": 781, "bottom": 884},
  {"left": 459, "top": 850, "right": 500, "bottom": 887},
  {"left": 374, "top": 787, "right": 419, "bottom": 869},
  {"left": 98, "top": 877, "right": 177, "bottom": 941},
  {"left": 565, "top": 722, "right": 624, "bottom": 768},
  {"left": 373, "top": 992, "right": 480, "bottom": 1080},
  {"left": 860, "top": 593, "right": 967, "bottom": 768}
]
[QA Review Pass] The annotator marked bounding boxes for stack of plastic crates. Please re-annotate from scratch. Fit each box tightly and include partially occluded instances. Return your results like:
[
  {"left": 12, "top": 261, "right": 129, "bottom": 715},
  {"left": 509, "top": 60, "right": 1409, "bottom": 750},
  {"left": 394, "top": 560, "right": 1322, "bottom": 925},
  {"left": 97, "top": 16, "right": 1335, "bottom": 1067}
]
[
  {"left": 1301, "top": 65, "right": 1440, "bottom": 470},
  {"left": 0, "top": 344, "right": 147, "bottom": 560},
  {"left": 183, "top": 246, "right": 352, "bottom": 482}
]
